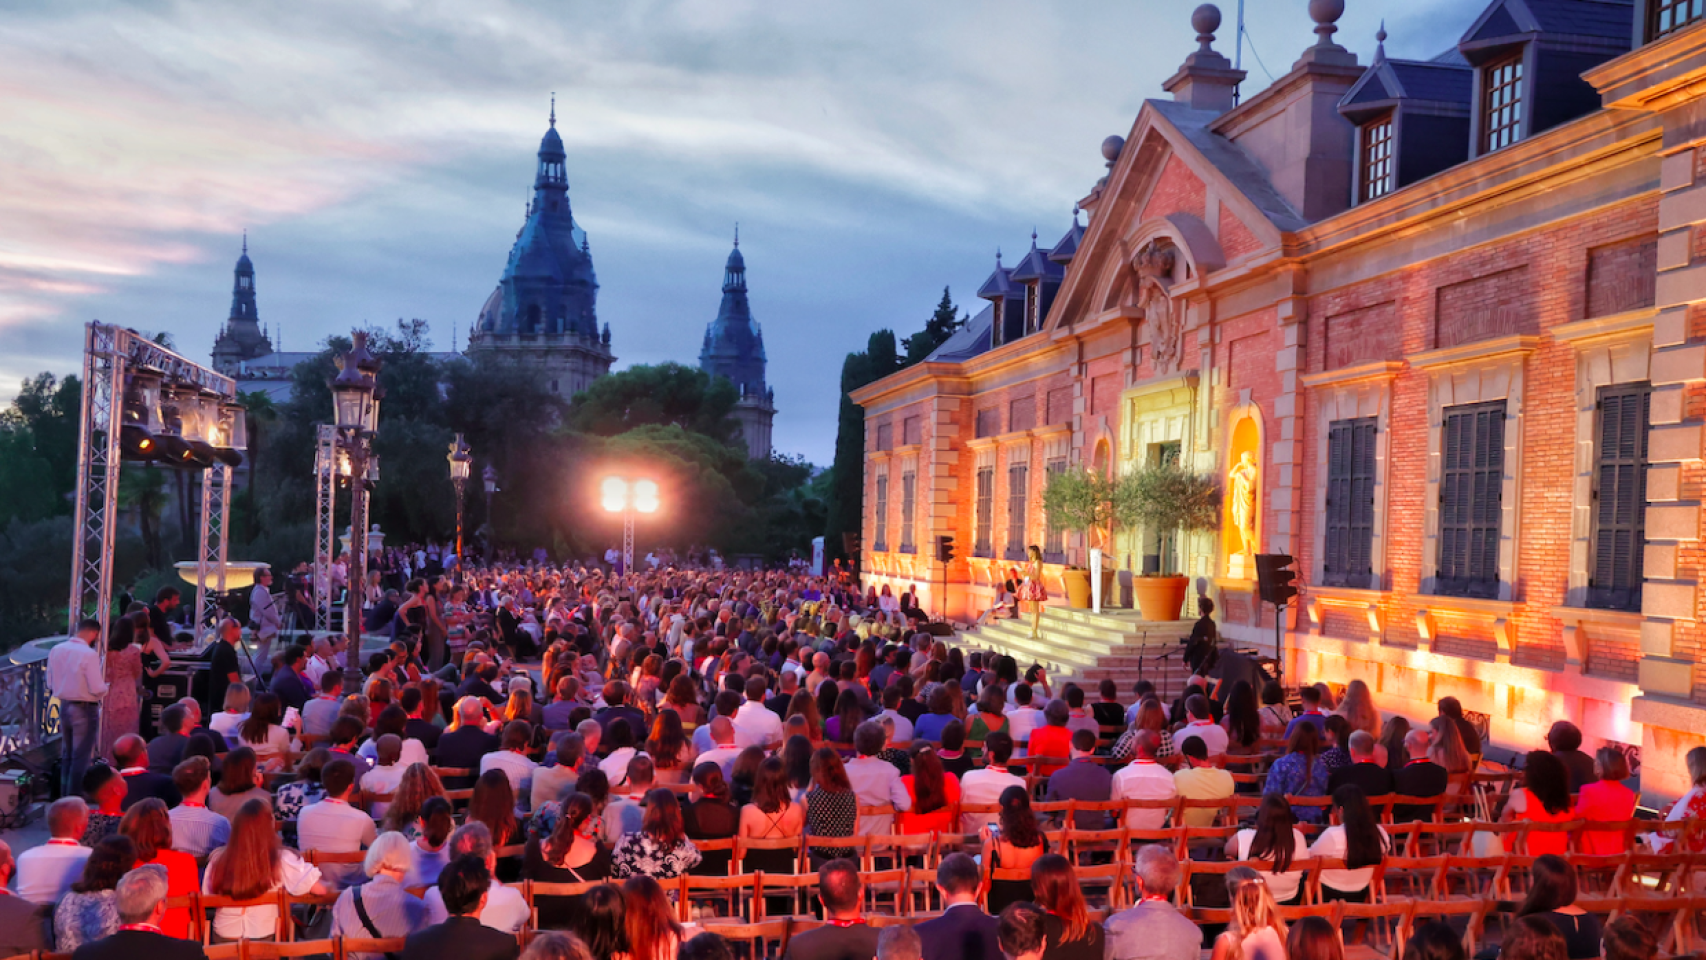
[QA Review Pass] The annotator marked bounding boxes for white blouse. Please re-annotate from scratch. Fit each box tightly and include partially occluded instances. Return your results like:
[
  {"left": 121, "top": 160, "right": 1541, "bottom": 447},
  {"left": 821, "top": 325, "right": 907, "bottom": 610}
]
[
  {"left": 205, "top": 848, "right": 322, "bottom": 940},
  {"left": 1234, "top": 827, "right": 1312, "bottom": 903},
  {"left": 1308, "top": 824, "right": 1390, "bottom": 892}
]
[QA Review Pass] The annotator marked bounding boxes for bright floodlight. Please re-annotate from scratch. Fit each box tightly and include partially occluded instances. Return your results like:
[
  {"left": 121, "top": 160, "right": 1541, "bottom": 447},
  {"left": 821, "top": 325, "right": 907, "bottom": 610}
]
[
  {"left": 601, "top": 476, "right": 629, "bottom": 513},
  {"left": 634, "top": 479, "right": 660, "bottom": 514}
]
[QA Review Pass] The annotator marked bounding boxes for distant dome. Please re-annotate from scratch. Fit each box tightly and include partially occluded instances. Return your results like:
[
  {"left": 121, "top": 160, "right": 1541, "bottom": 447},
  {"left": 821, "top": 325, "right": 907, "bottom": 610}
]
[{"left": 726, "top": 245, "right": 745, "bottom": 271}]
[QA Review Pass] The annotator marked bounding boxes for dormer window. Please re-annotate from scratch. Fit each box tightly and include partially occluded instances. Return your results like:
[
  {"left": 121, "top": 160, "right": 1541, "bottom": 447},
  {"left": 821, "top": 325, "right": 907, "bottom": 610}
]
[
  {"left": 1360, "top": 114, "right": 1395, "bottom": 202},
  {"left": 1482, "top": 53, "right": 1524, "bottom": 152},
  {"left": 1651, "top": 0, "right": 1706, "bottom": 40}
]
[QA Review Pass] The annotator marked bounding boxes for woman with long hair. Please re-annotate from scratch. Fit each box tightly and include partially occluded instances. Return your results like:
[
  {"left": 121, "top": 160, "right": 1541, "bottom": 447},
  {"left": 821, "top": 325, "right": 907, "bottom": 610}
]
[
  {"left": 967, "top": 686, "right": 1008, "bottom": 748},
  {"left": 646, "top": 708, "right": 695, "bottom": 785},
  {"left": 1020, "top": 544, "right": 1049, "bottom": 639},
  {"left": 525, "top": 794, "right": 611, "bottom": 928},
  {"left": 612, "top": 788, "right": 702, "bottom": 879},
  {"left": 781, "top": 734, "right": 814, "bottom": 801},
  {"left": 238, "top": 692, "right": 294, "bottom": 769},
  {"left": 568, "top": 883, "right": 628, "bottom": 960},
  {"left": 1574, "top": 747, "right": 1637, "bottom": 856},
  {"left": 405, "top": 796, "right": 455, "bottom": 888},
  {"left": 1427, "top": 716, "right": 1473, "bottom": 777},
  {"left": 729, "top": 746, "right": 765, "bottom": 808},
  {"left": 119, "top": 799, "right": 199, "bottom": 939},
  {"left": 789, "top": 689, "right": 824, "bottom": 744},
  {"left": 469, "top": 768, "right": 521, "bottom": 848},
  {"left": 739, "top": 757, "right": 805, "bottom": 873},
  {"left": 1379, "top": 717, "right": 1413, "bottom": 778},
  {"left": 1515, "top": 854, "right": 1601, "bottom": 960},
  {"left": 1209, "top": 866, "right": 1287, "bottom": 960},
  {"left": 1264, "top": 723, "right": 1330, "bottom": 823},
  {"left": 663, "top": 674, "right": 702, "bottom": 726},
  {"left": 623, "top": 876, "right": 684, "bottom": 960},
  {"left": 1286, "top": 917, "right": 1344, "bottom": 960},
  {"left": 54, "top": 835, "right": 137, "bottom": 951},
  {"left": 1031, "top": 853, "right": 1104, "bottom": 960},
  {"left": 1334, "top": 680, "right": 1381, "bottom": 738},
  {"left": 983, "top": 785, "right": 1048, "bottom": 914},
  {"left": 1308, "top": 785, "right": 1390, "bottom": 901},
  {"left": 1503, "top": 751, "right": 1574, "bottom": 856},
  {"left": 1222, "top": 680, "right": 1262, "bottom": 754},
  {"left": 1259, "top": 681, "right": 1294, "bottom": 741},
  {"left": 684, "top": 762, "right": 739, "bottom": 856},
  {"left": 1230, "top": 795, "right": 1311, "bottom": 905},
  {"left": 1112, "top": 698, "right": 1177, "bottom": 764},
  {"left": 100, "top": 610, "right": 163, "bottom": 758},
  {"left": 209, "top": 747, "right": 271, "bottom": 821},
  {"left": 205, "top": 799, "right": 328, "bottom": 941},
  {"left": 211, "top": 682, "right": 252, "bottom": 739},
  {"left": 803, "top": 747, "right": 858, "bottom": 864},
  {"left": 826, "top": 688, "right": 865, "bottom": 746},
  {"left": 896, "top": 746, "right": 959, "bottom": 834},
  {"left": 381, "top": 762, "right": 447, "bottom": 835}
]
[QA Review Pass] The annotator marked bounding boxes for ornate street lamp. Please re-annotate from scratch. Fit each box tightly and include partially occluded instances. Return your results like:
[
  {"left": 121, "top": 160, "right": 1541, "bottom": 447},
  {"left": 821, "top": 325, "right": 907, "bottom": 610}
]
[
  {"left": 447, "top": 433, "right": 471, "bottom": 574},
  {"left": 329, "top": 331, "right": 383, "bottom": 652}
]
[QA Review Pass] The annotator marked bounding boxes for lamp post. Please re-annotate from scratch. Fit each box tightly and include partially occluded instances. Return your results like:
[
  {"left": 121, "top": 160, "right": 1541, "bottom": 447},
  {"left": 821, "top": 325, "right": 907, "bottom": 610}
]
[
  {"left": 600, "top": 476, "right": 659, "bottom": 575},
  {"left": 482, "top": 464, "right": 499, "bottom": 559},
  {"left": 329, "top": 332, "right": 382, "bottom": 653},
  {"left": 447, "top": 434, "right": 471, "bottom": 576}
]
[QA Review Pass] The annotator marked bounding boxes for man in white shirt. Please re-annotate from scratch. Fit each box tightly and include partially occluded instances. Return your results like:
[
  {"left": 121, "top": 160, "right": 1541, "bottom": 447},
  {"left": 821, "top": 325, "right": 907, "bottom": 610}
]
[
  {"left": 423, "top": 823, "right": 530, "bottom": 933},
  {"left": 695, "top": 717, "right": 747, "bottom": 777},
  {"left": 1004, "top": 684, "right": 1043, "bottom": 756},
  {"left": 296, "top": 757, "right": 377, "bottom": 890},
  {"left": 1110, "top": 731, "right": 1178, "bottom": 829},
  {"left": 47, "top": 619, "right": 109, "bottom": 796},
  {"left": 532, "top": 731, "right": 583, "bottom": 811},
  {"left": 167, "top": 757, "right": 229, "bottom": 858},
  {"left": 844, "top": 721, "right": 912, "bottom": 835},
  {"left": 304, "top": 638, "right": 335, "bottom": 689},
  {"left": 15, "top": 797, "right": 92, "bottom": 904},
  {"left": 957, "top": 732, "right": 1026, "bottom": 834},
  {"left": 731, "top": 677, "right": 784, "bottom": 749},
  {"left": 360, "top": 735, "right": 410, "bottom": 819},
  {"left": 479, "top": 721, "right": 539, "bottom": 812},
  {"left": 1171, "top": 694, "right": 1229, "bottom": 757},
  {"left": 249, "top": 567, "right": 282, "bottom": 677}
]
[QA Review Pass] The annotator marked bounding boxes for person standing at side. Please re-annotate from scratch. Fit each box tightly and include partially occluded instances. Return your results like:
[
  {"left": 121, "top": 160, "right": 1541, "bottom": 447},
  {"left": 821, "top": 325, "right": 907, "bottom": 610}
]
[
  {"left": 50, "top": 619, "right": 110, "bottom": 797},
  {"left": 249, "top": 568, "right": 281, "bottom": 679}
]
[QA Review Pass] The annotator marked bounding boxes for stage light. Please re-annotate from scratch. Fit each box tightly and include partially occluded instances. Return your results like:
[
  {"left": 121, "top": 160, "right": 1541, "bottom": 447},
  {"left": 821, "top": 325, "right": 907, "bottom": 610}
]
[
  {"left": 119, "top": 367, "right": 164, "bottom": 461},
  {"left": 634, "top": 478, "right": 660, "bottom": 514},
  {"left": 601, "top": 476, "right": 629, "bottom": 513}
]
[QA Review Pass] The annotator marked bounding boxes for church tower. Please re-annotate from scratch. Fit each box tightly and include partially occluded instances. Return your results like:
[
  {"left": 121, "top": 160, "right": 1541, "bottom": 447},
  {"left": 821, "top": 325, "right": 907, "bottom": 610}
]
[
  {"left": 467, "top": 101, "right": 615, "bottom": 396},
  {"left": 700, "top": 230, "right": 774, "bottom": 458},
  {"left": 211, "top": 237, "right": 274, "bottom": 376}
]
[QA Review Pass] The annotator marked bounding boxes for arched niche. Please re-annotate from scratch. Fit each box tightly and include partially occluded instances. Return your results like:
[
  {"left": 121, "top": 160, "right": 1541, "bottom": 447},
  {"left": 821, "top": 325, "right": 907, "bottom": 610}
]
[{"left": 1223, "top": 405, "right": 1264, "bottom": 580}]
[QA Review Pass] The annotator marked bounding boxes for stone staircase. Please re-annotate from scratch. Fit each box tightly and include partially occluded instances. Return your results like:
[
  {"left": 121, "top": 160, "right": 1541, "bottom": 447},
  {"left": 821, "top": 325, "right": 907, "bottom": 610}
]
[{"left": 964, "top": 606, "right": 1195, "bottom": 702}]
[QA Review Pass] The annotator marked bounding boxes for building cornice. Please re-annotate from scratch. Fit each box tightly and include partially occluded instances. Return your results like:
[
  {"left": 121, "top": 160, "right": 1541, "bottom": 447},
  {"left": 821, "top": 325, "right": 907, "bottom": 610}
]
[
  {"left": 1407, "top": 334, "right": 1540, "bottom": 371},
  {"left": 1550, "top": 306, "right": 1659, "bottom": 345},
  {"left": 1586, "top": 21, "right": 1706, "bottom": 111},
  {"left": 1299, "top": 360, "right": 1407, "bottom": 389}
]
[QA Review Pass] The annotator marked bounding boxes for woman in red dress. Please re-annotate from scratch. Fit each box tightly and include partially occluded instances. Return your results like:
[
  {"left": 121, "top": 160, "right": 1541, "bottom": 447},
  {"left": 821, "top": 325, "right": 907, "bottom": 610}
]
[{"left": 1021, "top": 545, "right": 1049, "bottom": 639}]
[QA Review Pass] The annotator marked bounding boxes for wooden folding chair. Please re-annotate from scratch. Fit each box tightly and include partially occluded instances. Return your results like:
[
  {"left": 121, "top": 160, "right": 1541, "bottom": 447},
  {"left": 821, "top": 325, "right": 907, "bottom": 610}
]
[
  {"left": 1384, "top": 795, "right": 1446, "bottom": 826},
  {"left": 803, "top": 833, "right": 867, "bottom": 868},
  {"left": 1339, "top": 897, "right": 1417, "bottom": 960},
  {"left": 1177, "top": 797, "right": 1238, "bottom": 828},
  {"left": 1407, "top": 897, "right": 1493, "bottom": 958},
  {"left": 1063, "top": 826, "right": 1129, "bottom": 866},
  {"left": 867, "top": 833, "right": 936, "bottom": 872},
  {"left": 338, "top": 937, "right": 409, "bottom": 959},
  {"left": 1073, "top": 861, "right": 1130, "bottom": 912},
  {"left": 699, "top": 919, "right": 819, "bottom": 960},
  {"left": 197, "top": 891, "right": 292, "bottom": 943},
  {"left": 1116, "top": 798, "right": 1180, "bottom": 831},
  {"left": 678, "top": 872, "right": 758, "bottom": 923},
  {"left": 242, "top": 939, "right": 340, "bottom": 960},
  {"left": 691, "top": 837, "right": 739, "bottom": 877},
  {"left": 860, "top": 867, "right": 912, "bottom": 917},
  {"left": 954, "top": 802, "right": 1000, "bottom": 834},
  {"left": 752, "top": 872, "right": 823, "bottom": 922},
  {"left": 525, "top": 880, "right": 609, "bottom": 929},
  {"left": 1568, "top": 851, "right": 1630, "bottom": 896},
  {"left": 736, "top": 835, "right": 804, "bottom": 875},
  {"left": 163, "top": 893, "right": 204, "bottom": 943}
]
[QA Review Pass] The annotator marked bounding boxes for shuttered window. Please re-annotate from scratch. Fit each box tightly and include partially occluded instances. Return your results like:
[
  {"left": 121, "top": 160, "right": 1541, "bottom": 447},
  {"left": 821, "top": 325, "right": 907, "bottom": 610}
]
[
  {"left": 899, "top": 470, "right": 917, "bottom": 554},
  {"left": 1323, "top": 417, "right": 1378, "bottom": 588},
  {"left": 1589, "top": 384, "right": 1650, "bottom": 611},
  {"left": 1005, "top": 464, "right": 1029, "bottom": 560},
  {"left": 974, "top": 467, "right": 995, "bottom": 558},
  {"left": 1043, "top": 457, "right": 1068, "bottom": 562},
  {"left": 1437, "top": 401, "right": 1505, "bottom": 598},
  {"left": 873, "top": 474, "right": 889, "bottom": 552}
]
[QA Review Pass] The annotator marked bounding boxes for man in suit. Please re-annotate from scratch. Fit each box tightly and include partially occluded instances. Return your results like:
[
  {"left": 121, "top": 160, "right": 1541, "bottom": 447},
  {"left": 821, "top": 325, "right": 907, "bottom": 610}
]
[
  {"left": 435, "top": 699, "right": 499, "bottom": 789},
  {"left": 72, "top": 864, "right": 206, "bottom": 960},
  {"left": 402, "top": 856, "right": 518, "bottom": 960},
  {"left": 1329, "top": 731, "right": 1397, "bottom": 797},
  {"left": 0, "top": 840, "right": 49, "bottom": 958},
  {"left": 914, "top": 854, "right": 1001, "bottom": 960},
  {"left": 1393, "top": 728, "right": 1449, "bottom": 822},
  {"left": 399, "top": 687, "right": 443, "bottom": 750},
  {"left": 1103, "top": 845, "right": 1201, "bottom": 960},
  {"left": 1043, "top": 730, "right": 1114, "bottom": 829},
  {"left": 113, "top": 735, "right": 179, "bottom": 810},
  {"left": 781, "top": 859, "right": 880, "bottom": 960}
]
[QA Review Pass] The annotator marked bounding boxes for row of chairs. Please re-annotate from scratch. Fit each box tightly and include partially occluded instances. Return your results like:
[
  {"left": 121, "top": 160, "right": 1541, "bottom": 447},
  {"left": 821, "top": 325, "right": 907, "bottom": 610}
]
[{"left": 0, "top": 938, "right": 406, "bottom": 960}]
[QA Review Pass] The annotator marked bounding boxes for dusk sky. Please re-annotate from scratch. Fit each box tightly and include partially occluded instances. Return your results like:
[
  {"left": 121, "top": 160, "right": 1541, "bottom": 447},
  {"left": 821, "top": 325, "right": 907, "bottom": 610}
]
[{"left": 2, "top": 0, "right": 1483, "bottom": 465}]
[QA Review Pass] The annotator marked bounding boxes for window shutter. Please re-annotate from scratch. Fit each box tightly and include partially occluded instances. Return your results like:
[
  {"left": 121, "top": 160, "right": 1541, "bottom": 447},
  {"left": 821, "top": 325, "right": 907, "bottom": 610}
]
[
  {"left": 1438, "top": 401, "right": 1504, "bottom": 598},
  {"left": 1324, "top": 417, "right": 1377, "bottom": 588},
  {"left": 1590, "top": 384, "right": 1650, "bottom": 610}
]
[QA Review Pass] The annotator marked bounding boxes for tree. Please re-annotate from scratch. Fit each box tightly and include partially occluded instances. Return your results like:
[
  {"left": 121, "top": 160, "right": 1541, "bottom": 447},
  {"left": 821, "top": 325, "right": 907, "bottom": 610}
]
[
  {"left": 824, "top": 330, "right": 900, "bottom": 563},
  {"left": 903, "top": 287, "right": 966, "bottom": 365},
  {"left": 567, "top": 363, "right": 740, "bottom": 443}
]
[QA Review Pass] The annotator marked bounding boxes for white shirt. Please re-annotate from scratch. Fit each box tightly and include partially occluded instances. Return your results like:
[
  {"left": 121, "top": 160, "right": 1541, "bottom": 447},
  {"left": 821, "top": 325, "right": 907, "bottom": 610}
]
[
  {"left": 210, "top": 711, "right": 249, "bottom": 738},
  {"left": 297, "top": 798, "right": 378, "bottom": 889},
  {"left": 358, "top": 737, "right": 430, "bottom": 770},
  {"left": 1173, "top": 720, "right": 1230, "bottom": 757},
  {"left": 1110, "top": 760, "right": 1178, "bottom": 829},
  {"left": 46, "top": 637, "right": 108, "bottom": 703},
  {"left": 205, "top": 848, "right": 322, "bottom": 940},
  {"left": 361, "top": 764, "right": 409, "bottom": 818},
  {"left": 732, "top": 700, "right": 784, "bottom": 748},
  {"left": 959, "top": 767, "right": 1026, "bottom": 834},
  {"left": 696, "top": 745, "right": 745, "bottom": 778},
  {"left": 1006, "top": 707, "right": 1043, "bottom": 752},
  {"left": 15, "top": 840, "right": 91, "bottom": 904},
  {"left": 424, "top": 879, "right": 529, "bottom": 933},
  {"left": 240, "top": 724, "right": 295, "bottom": 766},
  {"left": 1234, "top": 827, "right": 1313, "bottom": 903},
  {"left": 482, "top": 751, "right": 540, "bottom": 809},
  {"left": 304, "top": 655, "right": 332, "bottom": 688},
  {"left": 880, "top": 709, "right": 914, "bottom": 742},
  {"left": 250, "top": 584, "right": 282, "bottom": 637},
  {"left": 1309, "top": 824, "right": 1390, "bottom": 893}
]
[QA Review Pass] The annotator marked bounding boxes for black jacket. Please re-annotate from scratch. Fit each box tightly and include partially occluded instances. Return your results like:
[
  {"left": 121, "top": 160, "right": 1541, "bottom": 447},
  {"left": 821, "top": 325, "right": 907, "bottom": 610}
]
[
  {"left": 1328, "top": 761, "right": 1396, "bottom": 799},
  {"left": 1392, "top": 761, "right": 1450, "bottom": 821},
  {"left": 121, "top": 770, "right": 181, "bottom": 810},
  {"left": 783, "top": 922, "right": 881, "bottom": 960},
  {"left": 915, "top": 905, "right": 1003, "bottom": 960},
  {"left": 400, "top": 916, "right": 518, "bottom": 960},
  {"left": 146, "top": 733, "right": 188, "bottom": 774},
  {"left": 434, "top": 728, "right": 499, "bottom": 788},
  {"left": 0, "top": 890, "right": 50, "bottom": 959},
  {"left": 72, "top": 928, "right": 207, "bottom": 960}
]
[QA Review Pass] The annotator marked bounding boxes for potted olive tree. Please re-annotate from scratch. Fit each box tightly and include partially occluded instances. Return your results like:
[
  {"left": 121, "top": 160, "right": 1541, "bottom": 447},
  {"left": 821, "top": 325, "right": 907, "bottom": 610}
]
[
  {"left": 1042, "top": 467, "right": 1118, "bottom": 609},
  {"left": 1122, "top": 461, "right": 1220, "bottom": 620}
]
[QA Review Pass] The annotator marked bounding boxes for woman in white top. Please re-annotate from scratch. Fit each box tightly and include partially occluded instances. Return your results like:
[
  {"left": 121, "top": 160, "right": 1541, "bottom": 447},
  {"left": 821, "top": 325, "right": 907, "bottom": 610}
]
[
  {"left": 203, "top": 798, "right": 327, "bottom": 941},
  {"left": 1210, "top": 866, "right": 1288, "bottom": 960},
  {"left": 1227, "top": 795, "right": 1312, "bottom": 905},
  {"left": 237, "top": 692, "right": 295, "bottom": 770},
  {"left": 210, "top": 683, "right": 251, "bottom": 739},
  {"left": 1308, "top": 785, "right": 1391, "bottom": 899}
]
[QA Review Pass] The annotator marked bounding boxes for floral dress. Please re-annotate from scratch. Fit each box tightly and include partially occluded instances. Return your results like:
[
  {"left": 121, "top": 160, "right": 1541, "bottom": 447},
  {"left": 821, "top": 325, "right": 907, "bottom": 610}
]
[
  {"left": 611, "top": 833, "right": 702, "bottom": 880},
  {"left": 55, "top": 890, "right": 118, "bottom": 952},
  {"left": 99, "top": 644, "right": 144, "bottom": 759},
  {"left": 1264, "top": 753, "right": 1331, "bottom": 822},
  {"left": 274, "top": 780, "right": 326, "bottom": 821}
]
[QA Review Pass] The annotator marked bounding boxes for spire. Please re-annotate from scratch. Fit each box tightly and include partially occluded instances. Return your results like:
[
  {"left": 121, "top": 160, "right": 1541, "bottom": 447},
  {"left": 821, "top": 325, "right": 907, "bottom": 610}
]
[
  {"left": 242, "top": 231, "right": 247, "bottom": 256},
  {"left": 733, "top": 222, "right": 739, "bottom": 248},
  {"left": 1374, "top": 20, "right": 1387, "bottom": 61},
  {"left": 1073, "top": 204, "right": 1081, "bottom": 226},
  {"left": 723, "top": 233, "right": 746, "bottom": 291},
  {"left": 549, "top": 91, "right": 556, "bottom": 128}
]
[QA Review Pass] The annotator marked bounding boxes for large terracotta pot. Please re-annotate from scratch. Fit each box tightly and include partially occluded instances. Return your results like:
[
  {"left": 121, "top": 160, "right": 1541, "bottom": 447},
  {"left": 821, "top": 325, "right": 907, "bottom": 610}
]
[
  {"left": 1063, "top": 568, "right": 1092, "bottom": 609},
  {"left": 1133, "top": 575, "right": 1189, "bottom": 621}
]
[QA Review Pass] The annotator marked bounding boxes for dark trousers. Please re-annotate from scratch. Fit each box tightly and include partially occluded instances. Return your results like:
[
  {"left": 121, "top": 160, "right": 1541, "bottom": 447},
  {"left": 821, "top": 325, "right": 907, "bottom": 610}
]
[{"left": 61, "top": 701, "right": 100, "bottom": 797}]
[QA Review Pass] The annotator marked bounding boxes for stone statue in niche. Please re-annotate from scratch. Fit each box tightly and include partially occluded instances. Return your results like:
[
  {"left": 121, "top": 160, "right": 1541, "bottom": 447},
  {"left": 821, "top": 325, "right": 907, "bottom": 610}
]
[
  {"left": 1228, "top": 450, "right": 1258, "bottom": 576},
  {"left": 1134, "top": 242, "right": 1180, "bottom": 372}
]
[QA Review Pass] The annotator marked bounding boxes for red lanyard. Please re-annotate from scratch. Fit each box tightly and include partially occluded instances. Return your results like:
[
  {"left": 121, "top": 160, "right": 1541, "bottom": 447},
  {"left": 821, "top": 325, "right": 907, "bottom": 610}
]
[
  {"left": 47, "top": 839, "right": 80, "bottom": 847},
  {"left": 119, "top": 924, "right": 162, "bottom": 934},
  {"left": 826, "top": 918, "right": 865, "bottom": 928}
]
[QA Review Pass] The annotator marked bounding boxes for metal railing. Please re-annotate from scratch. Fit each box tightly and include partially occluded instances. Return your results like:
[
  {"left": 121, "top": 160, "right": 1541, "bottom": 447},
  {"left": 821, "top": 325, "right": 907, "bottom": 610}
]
[{"left": 0, "top": 641, "right": 61, "bottom": 754}]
